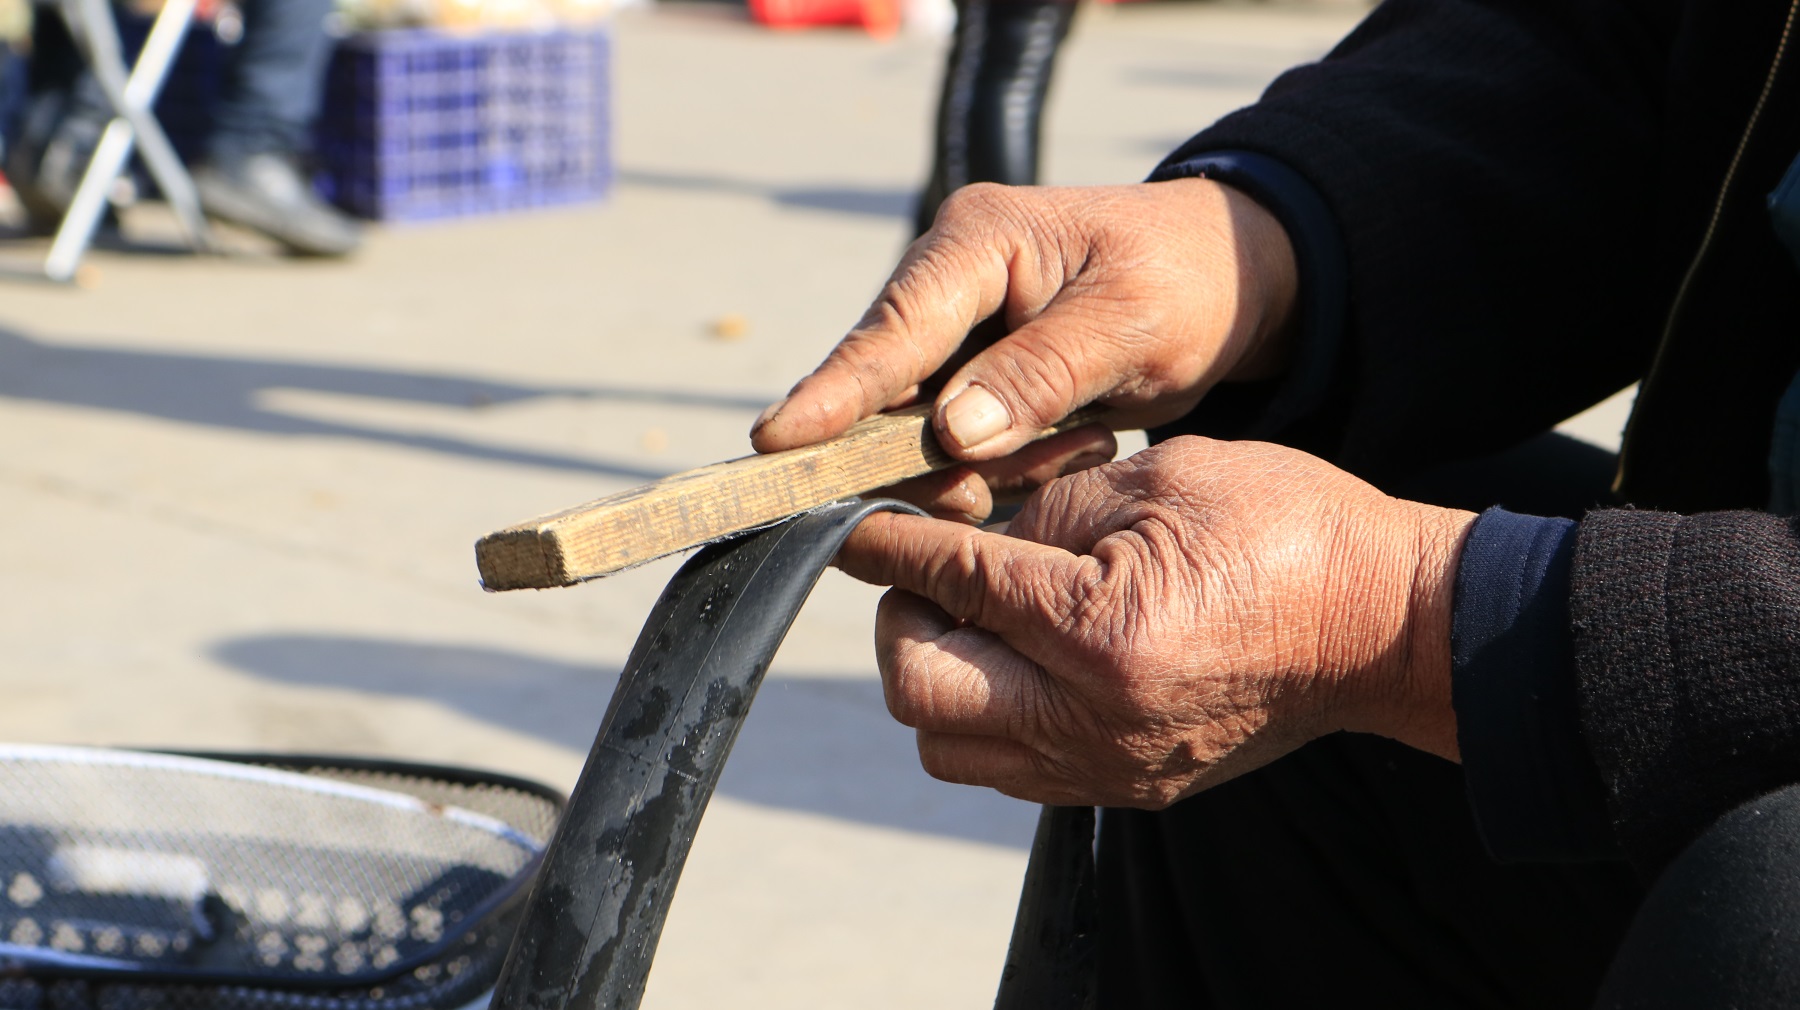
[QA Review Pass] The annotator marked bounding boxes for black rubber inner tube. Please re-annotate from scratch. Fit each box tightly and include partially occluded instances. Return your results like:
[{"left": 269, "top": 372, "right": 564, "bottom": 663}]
[{"left": 491, "top": 497, "right": 1094, "bottom": 1010}]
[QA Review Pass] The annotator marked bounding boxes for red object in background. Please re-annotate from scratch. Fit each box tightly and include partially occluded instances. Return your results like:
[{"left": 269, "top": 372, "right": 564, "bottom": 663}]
[{"left": 748, "top": 0, "right": 899, "bottom": 38}]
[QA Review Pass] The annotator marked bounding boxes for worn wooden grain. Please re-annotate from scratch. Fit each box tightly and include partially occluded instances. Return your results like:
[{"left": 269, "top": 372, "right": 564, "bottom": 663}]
[{"left": 476, "top": 405, "right": 1108, "bottom": 590}]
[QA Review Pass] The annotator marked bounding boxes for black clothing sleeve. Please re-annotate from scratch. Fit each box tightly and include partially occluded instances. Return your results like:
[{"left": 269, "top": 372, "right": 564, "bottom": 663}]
[
  {"left": 1153, "top": 0, "right": 1668, "bottom": 480},
  {"left": 1147, "top": 150, "right": 1347, "bottom": 444},
  {"left": 1134, "top": 0, "right": 1800, "bottom": 878},
  {"left": 1573, "top": 509, "right": 1800, "bottom": 873}
]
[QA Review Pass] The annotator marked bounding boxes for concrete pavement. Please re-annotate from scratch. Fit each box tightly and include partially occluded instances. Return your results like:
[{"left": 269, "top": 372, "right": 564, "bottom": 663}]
[{"left": 0, "top": 3, "right": 1376, "bottom": 1006}]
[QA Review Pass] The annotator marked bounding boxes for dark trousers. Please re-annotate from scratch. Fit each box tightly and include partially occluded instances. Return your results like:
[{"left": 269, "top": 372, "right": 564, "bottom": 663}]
[
  {"left": 27, "top": 0, "right": 334, "bottom": 160},
  {"left": 1594, "top": 783, "right": 1800, "bottom": 1009},
  {"left": 1100, "top": 744, "right": 1800, "bottom": 1009},
  {"left": 1096, "top": 432, "right": 1800, "bottom": 1007},
  {"left": 207, "top": 0, "right": 336, "bottom": 159},
  {"left": 1097, "top": 734, "right": 1643, "bottom": 1008}
]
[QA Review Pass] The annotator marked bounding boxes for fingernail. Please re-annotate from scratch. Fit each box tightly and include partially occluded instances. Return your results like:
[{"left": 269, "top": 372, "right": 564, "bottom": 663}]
[
  {"left": 1060, "top": 452, "right": 1111, "bottom": 478},
  {"left": 942, "top": 385, "right": 1011, "bottom": 449},
  {"left": 750, "top": 397, "right": 787, "bottom": 436}
]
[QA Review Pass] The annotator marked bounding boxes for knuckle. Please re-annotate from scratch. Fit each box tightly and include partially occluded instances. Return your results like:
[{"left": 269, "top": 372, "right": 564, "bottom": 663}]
[
  {"left": 1058, "top": 558, "right": 1119, "bottom": 641},
  {"left": 880, "top": 647, "right": 931, "bottom": 728},
  {"left": 983, "top": 336, "right": 1084, "bottom": 424},
  {"left": 1015, "top": 461, "right": 1127, "bottom": 541},
  {"left": 939, "top": 181, "right": 1017, "bottom": 223},
  {"left": 1013, "top": 467, "right": 1099, "bottom": 538},
  {"left": 1018, "top": 746, "right": 1085, "bottom": 802},
  {"left": 857, "top": 248, "right": 984, "bottom": 347},
  {"left": 1023, "top": 678, "right": 1082, "bottom": 745},
  {"left": 1006, "top": 490, "right": 1053, "bottom": 543},
  {"left": 867, "top": 276, "right": 932, "bottom": 337},
  {"left": 926, "top": 534, "right": 991, "bottom": 618},
  {"left": 940, "top": 185, "right": 1060, "bottom": 258},
  {"left": 834, "top": 325, "right": 915, "bottom": 394}
]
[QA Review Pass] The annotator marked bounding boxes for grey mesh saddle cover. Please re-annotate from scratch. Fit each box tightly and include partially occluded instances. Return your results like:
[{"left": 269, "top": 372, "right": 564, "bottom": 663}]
[{"left": 0, "top": 745, "right": 545, "bottom": 986}]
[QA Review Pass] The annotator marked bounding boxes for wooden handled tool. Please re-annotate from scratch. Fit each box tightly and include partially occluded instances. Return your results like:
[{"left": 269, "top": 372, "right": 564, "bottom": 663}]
[{"left": 475, "top": 404, "right": 1110, "bottom": 591}]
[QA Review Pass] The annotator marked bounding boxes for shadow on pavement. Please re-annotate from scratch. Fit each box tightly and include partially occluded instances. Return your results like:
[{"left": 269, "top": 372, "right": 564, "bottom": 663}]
[
  {"left": 617, "top": 168, "right": 914, "bottom": 219},
  {"left": 212, "top": 633, "right": 1039, "bottom": 850},
  {"left": 0, "top": 323, "right": 772, "bottom": 480},
  {"left": 1123, "top": 64, "right": 1291, "bottom": 91}
]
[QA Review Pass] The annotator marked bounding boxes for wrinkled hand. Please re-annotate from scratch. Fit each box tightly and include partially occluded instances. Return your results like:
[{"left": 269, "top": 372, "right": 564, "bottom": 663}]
[
  {"left": 751, "top": 179, "right": 1298, "bottom": 521},
  {"left": 835, "top": 436, "right": 1476, "bottom": 808}
]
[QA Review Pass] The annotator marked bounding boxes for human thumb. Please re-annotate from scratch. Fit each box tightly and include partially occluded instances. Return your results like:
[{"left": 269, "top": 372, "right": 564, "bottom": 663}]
[{"left": 934, "top": 306, "right": 1134, "bottom": 459}]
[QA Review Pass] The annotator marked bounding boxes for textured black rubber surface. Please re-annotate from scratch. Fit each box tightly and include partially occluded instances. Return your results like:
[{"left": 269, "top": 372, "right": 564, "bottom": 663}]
[
  {"left": 994, "top": 805, "right": 1096, "bottom": 1010},
  {"left": 491, "top": 499, "right": 926, "bottom": 1010}
]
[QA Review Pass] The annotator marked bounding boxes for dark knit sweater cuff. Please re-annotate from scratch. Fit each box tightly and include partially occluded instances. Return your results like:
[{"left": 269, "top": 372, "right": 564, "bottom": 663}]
[
  {"left": 1452, "top": 508, "right": 1618, "bottom": 862},
  {"left": 1573, "top": 509, "right": 1800, "bottom": 874},
  {"left": 1145, "top": 150, "right": 1347, "bottom": 443}
]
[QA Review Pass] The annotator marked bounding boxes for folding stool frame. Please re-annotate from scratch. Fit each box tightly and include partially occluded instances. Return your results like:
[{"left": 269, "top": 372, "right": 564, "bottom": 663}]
[{"left": 41, "top": 0, "right": 213, "bottom": 282}]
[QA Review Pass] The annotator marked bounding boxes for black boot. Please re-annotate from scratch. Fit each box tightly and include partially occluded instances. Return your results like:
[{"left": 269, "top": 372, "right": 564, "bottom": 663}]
[
  {"left": 5, "top": 90, "right": 109, "bottom": 233},
  {"left": 192, "top": 149, "right": 361, "bottom": 257},
  {"left": 9, "top": 11, "right": 124, "bottom": 235},
  {"left": 916, "top": 0, "right": 1077, "bottom": 237}
]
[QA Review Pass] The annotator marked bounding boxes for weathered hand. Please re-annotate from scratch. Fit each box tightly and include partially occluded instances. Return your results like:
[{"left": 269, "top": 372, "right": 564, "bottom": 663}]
[
  {"left": 750, "top": 179, "right": 1297, "bottom": 521},
  {"left": 834, "top": 436, "right": 1476, "bottom": 808}
]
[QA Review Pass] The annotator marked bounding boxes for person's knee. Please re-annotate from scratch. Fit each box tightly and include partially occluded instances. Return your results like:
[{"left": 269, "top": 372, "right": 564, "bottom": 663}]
[{"left": 1595, "top": 784, "right": 1800, "bottom": 1009}]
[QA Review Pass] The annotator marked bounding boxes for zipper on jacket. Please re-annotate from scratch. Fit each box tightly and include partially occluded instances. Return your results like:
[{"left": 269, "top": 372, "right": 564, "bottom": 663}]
[{"left": 1613, "top": 0, "right": 1800, "bottom": 495}]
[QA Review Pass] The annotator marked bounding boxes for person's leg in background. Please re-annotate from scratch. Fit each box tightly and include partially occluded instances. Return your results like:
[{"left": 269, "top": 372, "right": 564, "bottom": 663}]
[
  {"left": 192, "top": 0, "right": 359, "bottom": 257},
  {"left": 6, "top": 8, "right": 113, "bottom": 230},
  {"left": 1592, "top": 783, "right": 1800, "bottom": 1009},
  {"left": 915, "top": 0, "right": 1075, "bottom": 237}
]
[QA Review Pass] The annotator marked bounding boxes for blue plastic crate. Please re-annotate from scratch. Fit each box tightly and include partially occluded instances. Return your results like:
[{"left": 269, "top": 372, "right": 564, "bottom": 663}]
[
  {"left": 112, "top": 21, "right": 611, "bottom": 223},
  {"left": 314, "top": 28, "right": 612, "bottom": 222}
]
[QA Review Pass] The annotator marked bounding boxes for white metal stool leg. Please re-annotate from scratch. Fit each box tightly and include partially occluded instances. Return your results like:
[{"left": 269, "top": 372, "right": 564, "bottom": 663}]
[{"left": 44, "top": 0, "right": 213, "bottom": 283}]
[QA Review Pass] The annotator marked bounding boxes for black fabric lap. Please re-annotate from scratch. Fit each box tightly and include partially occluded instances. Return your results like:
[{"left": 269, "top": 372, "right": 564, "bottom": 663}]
[
  {"left": 1097, "top": 734, "right": 1642, "bottom": 1010},
  {"left": 1594, "top": 784, "right": 1800, "bottom": 1009}
]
